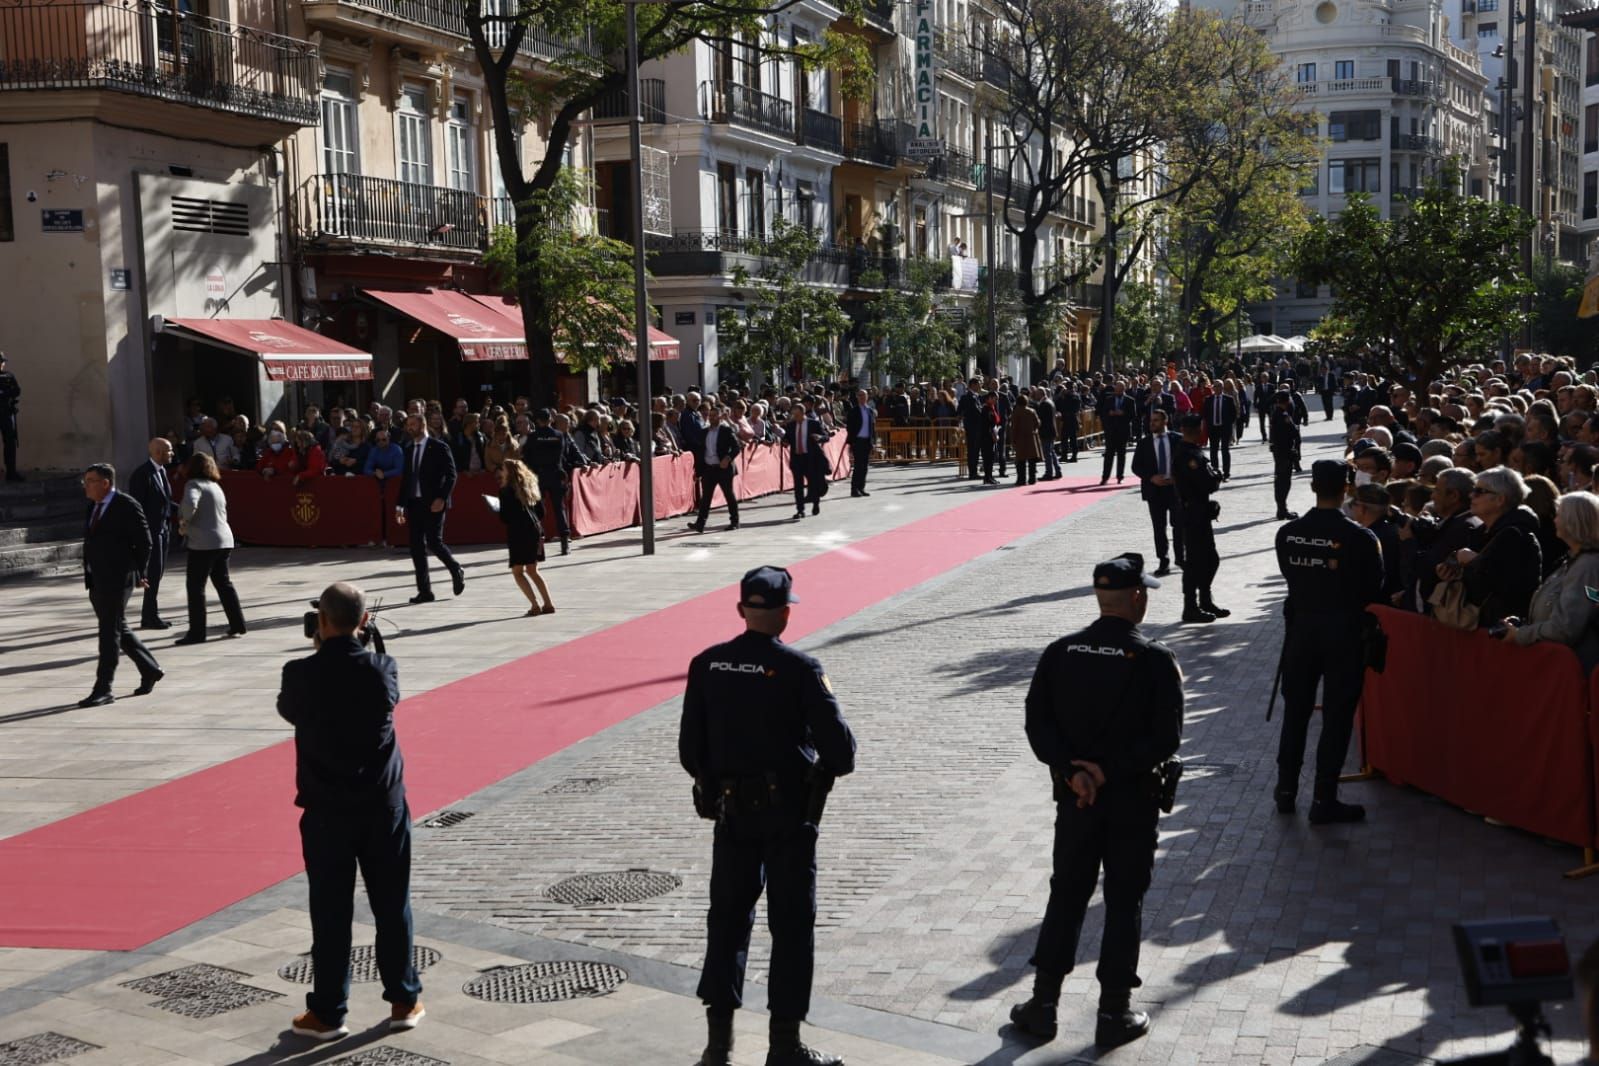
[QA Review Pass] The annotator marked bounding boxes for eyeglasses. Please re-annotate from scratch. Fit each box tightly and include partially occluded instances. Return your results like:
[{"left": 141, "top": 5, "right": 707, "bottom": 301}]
[{"left": 1470, "top": 487, "right": 1500, "bottom": 496}]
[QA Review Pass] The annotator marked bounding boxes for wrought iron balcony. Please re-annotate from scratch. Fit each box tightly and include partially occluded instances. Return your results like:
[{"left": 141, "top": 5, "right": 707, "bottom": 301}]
[
  {"left": 702, "top": 81, "right": 794, "bottom": 139},
  {"left": 301, "top": 0, "right": 594, "bottom": 62},
  {"left": 923, "top": 146, "right": 978, "bottom": 185},
  {"left": 0, "top": 0, "right": 320, "bottom": 126},
  {"left": 842, "top": 120, "right": 898, "bottom": 167},
  {"left": 800, "top": 108, "right": 844, "bottom": 154},
  {"left": 1392, "top": 133, "right": 1445, "bottom": 153},
  {"left": 1391, "top": 78, "right": 1439, "bottom": 97},
  {"left": 644, "top": 228, "right": 849, "bottom": 286},
  {"left": 298, "top": 172, "right": 496, "bottom": 252},
  {"left": 594, "top": 78, "right": 665, "bottom": 123},
  {"left": 863, "top": 0, "right": 895, "bottom": 30}
]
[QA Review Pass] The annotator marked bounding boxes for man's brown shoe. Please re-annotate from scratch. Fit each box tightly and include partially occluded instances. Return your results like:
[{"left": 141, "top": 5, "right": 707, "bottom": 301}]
[
  {"left": 390, "top": 1001, "right": 426, "bottom": 1031},
  {"left": 291, "top": 1010, "right": 348, "bottom": 1041}
]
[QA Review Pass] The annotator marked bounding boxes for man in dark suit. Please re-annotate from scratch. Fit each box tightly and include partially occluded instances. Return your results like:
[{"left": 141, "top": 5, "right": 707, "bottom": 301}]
[
  {"left": 128, "top": 437, "right": 177, "bottom": 629},
  {"left": 845, "top": 389, "right": 875, "bottom": 497},
  {"left": 1130, "top": 410, "right": 1185, "bottom": 577},
  {"left": 958, "top": 378, "right": 987, "bottom": 480},
  {"left": 394, "top": 414, "right": 463, "bottom": 605},
  {"left": 1317, "top": 365, "right": 1339, "bottom": 421},
  {"left": 79, "top": 462, "right": 162, "bottom": 707},
  {"left": 785, "top": 400, "right": 832, "bottom": 519},
  {"left": 278, "top": 582, "right": 423, "bottom": 1041},
  {"left": 1097, "top": 380, "right": 1135, "bottom": 485},
  {"left": 1056, "top": 384, "right": 1081, "bottom": 463},
  {"left": 1202, "top": 390, "right": 1237, "bottom": 481},
  {"left": 1409, "top": 468, "right": 1482, "bottom": 613},
  {"left": 688, "top": 405, "right": 741, "bottom": 533}
]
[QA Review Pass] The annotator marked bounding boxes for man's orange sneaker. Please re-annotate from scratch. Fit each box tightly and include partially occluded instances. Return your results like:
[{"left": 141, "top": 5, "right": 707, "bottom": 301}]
[
  {"left": 291, "top": 1010, "right": 348, "bottom": 1041},
  {"left": 389, "top": 1001, "right": 426, "bottom": 1031}
]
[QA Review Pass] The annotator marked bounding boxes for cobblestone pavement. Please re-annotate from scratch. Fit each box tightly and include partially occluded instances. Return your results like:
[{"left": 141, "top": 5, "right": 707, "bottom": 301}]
[{"left": 0, "top": 419, "right": 1594, "bottom": 1066}]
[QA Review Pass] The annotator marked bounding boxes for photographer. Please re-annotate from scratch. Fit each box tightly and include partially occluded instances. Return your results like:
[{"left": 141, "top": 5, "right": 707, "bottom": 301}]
[
  {"left": 1499, "top": 491, "right": 1599, "bottom": 672},
  {"left": 277, "top": 582, "right": 422, "bottom": 1041}
]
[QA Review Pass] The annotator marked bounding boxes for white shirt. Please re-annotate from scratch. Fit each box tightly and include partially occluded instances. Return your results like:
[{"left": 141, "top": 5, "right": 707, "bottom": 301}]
[
  {"left": 703, "top": 425, "right": 721, "bottom": 466},
  {"left": 199, "top": 432, "right": 238, "bottom": 467},
  {"left": 856, "top": 409, "right": 871, "bottom": 438},
  {"left": 796, "top": 419, "right": 808, "bottom": 453}
]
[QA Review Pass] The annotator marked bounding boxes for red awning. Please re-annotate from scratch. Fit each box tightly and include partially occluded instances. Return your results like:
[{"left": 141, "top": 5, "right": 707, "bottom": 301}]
[
  {"left": 363, "top": 289, "right": 528, "bottom": 361},
  {"left": 161, "top": 318, "right": 373, "bottom": 381}
]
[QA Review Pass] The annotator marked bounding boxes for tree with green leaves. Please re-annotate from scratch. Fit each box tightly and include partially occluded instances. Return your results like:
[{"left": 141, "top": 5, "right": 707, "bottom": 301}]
[
  {"left": 1112, "top": 280, "right": 1182, "bottom": 369},
  {"left": 716, "top": 220, "right": 852, "bottom": 384},
  {"left": 1530, "top": 261, "right": 1599, "bottom": 365},
  {"left": 1292, "top": 172, "right": 1533, "bottom": 383},
  {"left": 484, "top": 168, "right": 639, "bottom": 372},
  {"left": 861, "top": 258, "right": 964, "bottom": 382},
  {"left": 463, "top": 1, "right": 870, "bottom": 402}
]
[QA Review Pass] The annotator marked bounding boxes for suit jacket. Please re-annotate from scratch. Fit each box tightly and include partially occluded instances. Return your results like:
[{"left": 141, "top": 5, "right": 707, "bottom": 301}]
[
  {"left": 680, "top": 409, "right": 708, "bottom": 454},
  {"left": 1131, "top": 432, "right": 1183, "bottom": 502},
  {"left": 83, "top": 490, "right": 151, "bottom": 590},
  {"left": 127, "top": 460, "right": 176, "bottom": 539},
  {"left": 695, "top": 423, "right": 742, "bottom": 471},
  {"left": 783, "top": 416, "right": 831, "bottom": 474},
  {"left": 277, "top": 635, "right": 405, "bottom": 811},
  {"left": 1202, "top": 393, "right": 1238, "bottom": 430},
  {"left": 845, "top": 403, "right": 876, "bottom": 443},
  {"left": 1098, "top": 394, "right": 1135, "bottom": 439},
  {"left": 397, "top": 434, "right": 457, "bottom": 510}
]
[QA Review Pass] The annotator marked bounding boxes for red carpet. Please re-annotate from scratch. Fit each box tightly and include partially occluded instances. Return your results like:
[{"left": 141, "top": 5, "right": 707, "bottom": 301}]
[{"left": 0, "top": 480, "right": 1117, "bottom": 950}]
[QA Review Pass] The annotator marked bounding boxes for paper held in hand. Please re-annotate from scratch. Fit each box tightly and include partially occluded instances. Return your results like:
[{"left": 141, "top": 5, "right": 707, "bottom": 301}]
[{"left": 482, "top": 494, "right": 501, "bottom": 513}]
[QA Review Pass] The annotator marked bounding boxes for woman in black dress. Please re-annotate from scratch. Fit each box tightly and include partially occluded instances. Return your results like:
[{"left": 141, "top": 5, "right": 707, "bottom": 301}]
[{"left": 498, "top": 459, "right": 554, "bottom": 616}]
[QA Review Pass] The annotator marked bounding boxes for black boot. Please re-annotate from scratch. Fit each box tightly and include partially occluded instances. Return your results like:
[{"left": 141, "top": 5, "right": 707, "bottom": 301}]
[
  {"left": 765, "top": 1018, "right": 842, "bottom": 1066},
  {"left": 1309, "top": 785, "right": 1366, "bottom": 825},
  {"left": 1274, "top": 784, "right": 1296, "bottom": 814},
  {"left": 1007, "top": 968, "right": 1062, "bottom": 1041},
  {"left": 1181, "top": 593, "right": 1216, "bottom": 624},
  {"left": 697, "top": 1007, "right": 734, "bottom": 1066},
  {"left": 560, "top": 537, "right": 571, "bottom": 556},
  {"left": 1095, "top": 990, "right": 1151, "bottom": 1048},
  {"left": 1200, "top": 594, "right": 1231, "bottom": 619}
]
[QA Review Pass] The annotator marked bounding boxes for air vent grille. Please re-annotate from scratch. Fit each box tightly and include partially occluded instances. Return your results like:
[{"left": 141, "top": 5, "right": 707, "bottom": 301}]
[{"left": 171, "top": 196, "right": 249, "bottom": 237}]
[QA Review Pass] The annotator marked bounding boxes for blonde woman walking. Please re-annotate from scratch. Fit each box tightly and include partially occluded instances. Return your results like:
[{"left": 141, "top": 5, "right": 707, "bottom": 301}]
[{"left": 497, "top": 459, "right": 554, "bottom": 616}]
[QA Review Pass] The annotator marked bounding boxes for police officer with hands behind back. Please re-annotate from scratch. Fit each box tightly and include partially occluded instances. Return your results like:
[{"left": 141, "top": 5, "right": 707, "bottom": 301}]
[
  {"left": 680, "top": 566, "right": 857, "bottom": 1066},
  {"left": 1011, "top": 553, "right": 1183, "bottom": 1050},
  {"left": 1273, "top": 460, "right": 1384, "bottom": 824},
  {"left": 1268, "top": 390, "right": 1302, "bottom": 521},
  {"left": 1173, "top": 414, "right": 1229, "bottom": 624}
]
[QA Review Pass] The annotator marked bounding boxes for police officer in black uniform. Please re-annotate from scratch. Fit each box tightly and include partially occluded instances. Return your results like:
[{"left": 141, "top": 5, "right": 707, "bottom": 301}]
[
  {"left": 524, "top": 409, "right": 576, "bottom": 555},
  {"left": 679, "top": 566, "right": 857, "bottom": 1066},
  {"left": 1173, "top": 414, "right": 1228, "bottom": 623},
  {"left": 1010, "top": 553, "right": 1183, "bottom": 1049},
  {"left": 0, "top": 352, "right": 20, "bottom": 482},
  {"left": 1273, "top": 460, "right": 1384, "bottom": 824},
  {"left": 1268, "top": 390, "right": 1301, "bottom": 521}
]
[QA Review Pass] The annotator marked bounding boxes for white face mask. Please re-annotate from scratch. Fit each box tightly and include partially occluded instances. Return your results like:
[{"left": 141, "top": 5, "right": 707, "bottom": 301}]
[
  {"left": 1353, "top": 470, "right": 1373, "bottom": 487},
  {"left": 269, "top": 442, "right": 284, "bottom": 453}
]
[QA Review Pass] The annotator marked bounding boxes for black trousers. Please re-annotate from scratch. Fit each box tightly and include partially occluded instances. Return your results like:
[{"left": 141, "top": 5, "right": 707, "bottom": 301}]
[
  {"left": 1272, "top": 453, "right": 1295, "bottom": 513},
  {"left": 1180, "top": 517, "right": 1218, "bottom": 598},
  {"left": 964, "top": 429, "right": 987, "bottom": 479},
  {"left": 1319, "top": 390, "right": 1336, "bottom": 420},
  {"left": 1061, "top": 424, "right": 1079, "bottom": 462},
  {"left": 977, "top": 431, "right": 996, "bottom": 480},
  {"left": 300, "top": 803, "right": 422, "bottom": 1025},
  {"left": 699, "top": 811, "right": 818, "bottom": 1021},
  {"left": 1145, "top": 489, "right": 1184, "bottom": 566},
  {"left": 1101, "top": 435, "right": 1128, "bottom": 481},
  {"left": 695, "top": 464, "right": 738, "bottom": 527},
  {"left": 996, "top": 419, "right": 1010, "bottom": 474},
  {"left": 1031, "top": 792, "right": 1159, "bottom": 992},
  {"left": 0, "top": 408, "right": 17, "bottom": 478},
  {"left": 791, "top": 462, "right": 819, "bottom": 512},
  {"left": 1277, "top": 617, "right": 1365, "bottom": 797},
  {"left": 1257, "top": 409, "right": 1270, "bottom": 440},
  {"left": 141, "top": 531, "right": 169, "bottom": 624},
  {"left": 89, "top": 575, "right": 160, "bottom": 690},
  {"left": 185, "top": 548, "right": 245, "bottom": 636},
  {"left": 536, "top": 472, "right": 569, "bottom": 540},
  {"left": 849, "top": 438, "right": 871, "bottom": 494},
  {"left": 1208, "top": 431, "right": 1231, "bottom": 478},
  {"left": 403, "top": 504, "right": 461, "bottom": 594}
]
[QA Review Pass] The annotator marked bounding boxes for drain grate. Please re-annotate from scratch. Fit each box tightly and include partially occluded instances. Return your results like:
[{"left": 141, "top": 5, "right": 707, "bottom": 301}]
[
  {"left": 420, "top": 810, "right": 474, "bottom": 829},
  {"left": 462, "top": 961, "right": 627, "bottom": 1004},
  {"left": 545, "top": 869, "right": 681, "bottom": 907},
  {"left": 278, "top": 945, "right": 442, "bottom": 984},
  {"left": 0, "top": 1032, "right": 101, "bottom": 1065},
  {"left": 544, "top": 776, "right": 619, "bottom": 795},
  {"left": 121, "top": 963, "right": 282, "bottom": 1018},
  {"left": 332, "top": 1049, "right": 451, "bottom": 1066}
]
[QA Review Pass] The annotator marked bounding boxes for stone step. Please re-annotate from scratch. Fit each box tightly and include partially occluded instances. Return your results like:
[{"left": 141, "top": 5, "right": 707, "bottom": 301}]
[
  {"left": 0, "top": 521, "right": 81, "bottom": 548},
  {"left": 0, "top": 540, "right": 82, "bottom": 582},
  {"left": 0, "top": 475, "right": 82, "bottom": 502},
  {"left": 0, "top": 496, "right": 83, "bottom": 523}
]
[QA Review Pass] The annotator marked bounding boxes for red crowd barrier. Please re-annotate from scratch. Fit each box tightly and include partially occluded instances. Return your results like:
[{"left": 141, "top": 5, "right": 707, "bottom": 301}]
[
  {"left": 1360, "top": 606, "right": 1596, "bottom": 850},
  {"left": 651, "top": 453, "right": 697, "bottom": 520},
  {"left": 219, "top": 471, "right": 383, "bottom": 547},
  {"left": 571, "top": 461, "right": 639, "bottom": 535}
]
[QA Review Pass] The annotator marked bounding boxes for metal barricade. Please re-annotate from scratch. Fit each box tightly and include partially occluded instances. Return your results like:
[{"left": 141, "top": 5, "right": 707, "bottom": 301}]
[{"left": 873, "top": 419, "right": 966, "bottom": 473}]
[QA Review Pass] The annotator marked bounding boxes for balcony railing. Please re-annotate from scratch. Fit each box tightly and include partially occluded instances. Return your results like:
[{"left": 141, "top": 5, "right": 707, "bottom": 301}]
[
  {"left": 842, "top": 120, "right": 898, "bottom": 166},
  {"left": 800, "top": 107, "right": 843, "bottom": 154},
  {"left": 1324, "top": 77, "right": 1391, "bottom": 93},
  {"left": 645, "top": 228, "right": 849, "bottom": 285},
  {"left": 702, "top": 81, "right": 794, "bottom": 139},
  {"left": 0, "top": 0, "right": 320, "bottom": 125},
  {"left": 936, "top": 30, "right": 980, "bottom": 80},
  {"left": 299, "top": 172, "right": 495, "bottom": 252},
  {"left": 1392, "top": 133, "right": 1445, "bottom": 153},
  {"left": 303, "top": 0, "right": 594, "bottom": 61},
  {"left": 863, "top": 0, "right": 895, "bottom": 29},
  {"left": 594, "top": 78, "right": 665, "bottom": 123},
  {"left": 923, "top": 146, "right": 978, "bottom": 184},
  {"left": 1391, "top": 78, "right": 1438, "bottom": 97}
]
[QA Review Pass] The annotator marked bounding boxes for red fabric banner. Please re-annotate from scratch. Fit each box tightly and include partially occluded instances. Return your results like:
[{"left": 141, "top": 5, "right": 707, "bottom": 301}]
[
  {"left": 825, "top": 434, "right": 852, "bottom": 482},
  {"left": 739, "top": 442, "right": 785, "bottom": 501},
  {"left": 571, "top": 461, "right": 639, "bottom": 535},
  {"left": 651, "top": 454, "right": 697, "bottom": 520},
  {"left": 1360, "top": 606, "right": 1594, "bottom": 847},
  {"left": 220, "top": 472, "right": 382, "bottom": 547}
]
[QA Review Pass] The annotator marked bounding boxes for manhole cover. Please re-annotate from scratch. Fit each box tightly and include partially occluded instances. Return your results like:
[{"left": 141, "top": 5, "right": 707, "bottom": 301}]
[
  {"left": 150, "top": 984, "right": 283, "bottom": 1019},
  {"left": 420, "top": 810, "right": 474, "bottom": 829},
  {"left": 544, "top": 776, "right": 619, "bottom": 795},
  {"left": 278, "top": 945, "right": 441, "bottom": 984},
  {"left": 0, "top": 1031, "right": 101, "bottom": 1065},
  {"left": 545, "top": 869, "right": 681, "bottom": 907},
  {"left": 121, "top": 963, "right": 249, "bottom": 996},
  {"left": 333, "top": 1049, "right": 451, "bottom": 1066},
  {"left": 461, "top": 961, "right": 627, "bottom": 1004}
]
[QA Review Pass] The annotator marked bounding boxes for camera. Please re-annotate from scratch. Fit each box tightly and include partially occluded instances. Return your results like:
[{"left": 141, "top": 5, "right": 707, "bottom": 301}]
[
  {"left": 303, "top": 598, "right": 386, "bottom": 653},
  {"left": 1445, "top": 918, "right": 1571, "bottom": 1066}
]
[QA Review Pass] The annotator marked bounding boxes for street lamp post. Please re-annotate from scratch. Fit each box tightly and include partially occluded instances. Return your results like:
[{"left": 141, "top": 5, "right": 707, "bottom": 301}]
[
  {"left": 986, "top": 139, "right": 998, "bottom": 378},
  {"left": 625, "top": 0, "right": 655, "bottom": 555}
]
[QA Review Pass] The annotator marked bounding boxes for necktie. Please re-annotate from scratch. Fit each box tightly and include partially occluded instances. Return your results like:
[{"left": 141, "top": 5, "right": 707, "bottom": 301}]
[
  {"left": 89, "top": 499, "right": 107, "bottom": 533},
  {"left": 1214, "top": 395, "right": 1222, "bottom": 423},
  {"left": 1157, "top": 436, "right": 1167, "bottom": 477},
  {"left": 413, "top": 442, "right": 423, "bottom": 493}
]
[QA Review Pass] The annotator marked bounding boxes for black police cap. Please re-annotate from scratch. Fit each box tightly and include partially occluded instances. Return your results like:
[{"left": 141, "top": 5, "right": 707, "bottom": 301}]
[
  {"left": 1310, "top": 459, "right": 1348, "bottom": 493},
  {"left": 1093, "top": 552, "right": 1160, "bottom": 591},
  {"left": 740, "top": 565, "right": 799, "bottom": 608}
]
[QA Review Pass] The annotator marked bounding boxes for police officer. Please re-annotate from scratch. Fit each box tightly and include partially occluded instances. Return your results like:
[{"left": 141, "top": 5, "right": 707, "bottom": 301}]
[
  {"left": 1173, "top": 414, "right": 1228, "bottom": 623},
  {"left": 1273, "top": 460, "right": 1384, "bottom": 824},
  {"left": 1011, "top": 552, "right": 1182, "bottom": 1049},
  {"left": 0, "top": 352, "right": 20, "bottom": 482},
  {"left": 679, "top": 566, "right": 857, "bottom": 1066},
  {"left": 1268, "top": 389, "right": 1301, "bottom": 521},
  {"left": 523, "top": 409, "right": 575, "bottom": 555}
]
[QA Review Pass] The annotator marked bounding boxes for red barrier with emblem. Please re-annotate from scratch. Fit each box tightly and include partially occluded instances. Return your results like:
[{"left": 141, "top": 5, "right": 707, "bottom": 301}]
[
  {"left": 571, "top": 461, "right": 639, "bottom": 535},
  {"left": 220, "top": 472, "right": 382, "bottom": 547},
  {"left": 381, "top": 473, "right": 523, "bottom": 547},
  {"left": 1359, "top": 606, "right": 1594, "bottom": 847}
]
